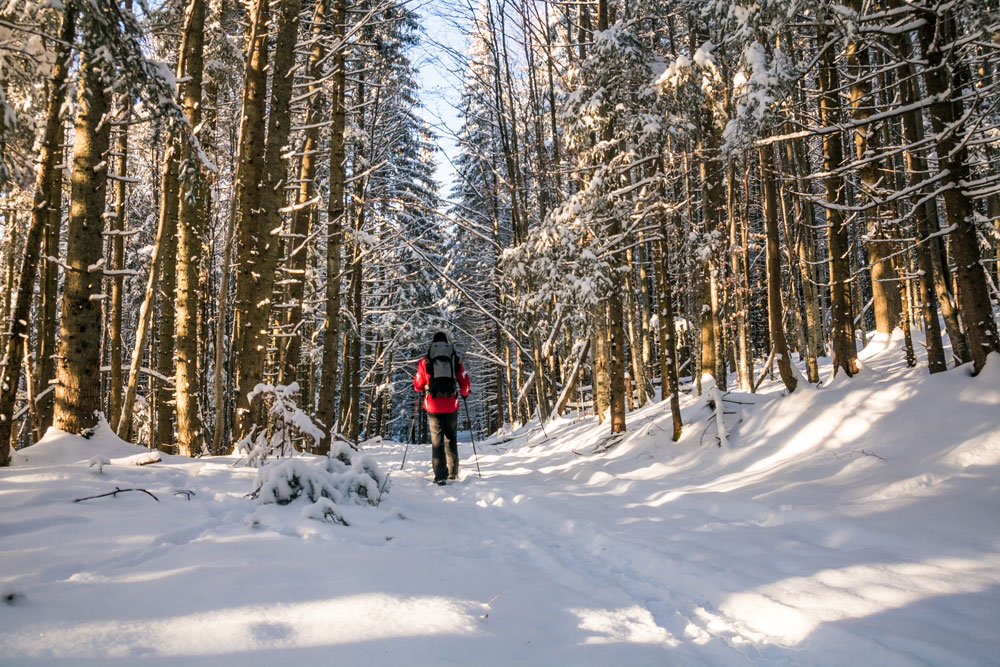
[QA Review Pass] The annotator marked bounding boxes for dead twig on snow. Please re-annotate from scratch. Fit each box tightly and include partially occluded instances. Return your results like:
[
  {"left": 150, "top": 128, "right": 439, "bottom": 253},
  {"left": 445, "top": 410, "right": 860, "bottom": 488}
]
[{"left": 73, "top": 487, "right": 160, "bottom": 502}]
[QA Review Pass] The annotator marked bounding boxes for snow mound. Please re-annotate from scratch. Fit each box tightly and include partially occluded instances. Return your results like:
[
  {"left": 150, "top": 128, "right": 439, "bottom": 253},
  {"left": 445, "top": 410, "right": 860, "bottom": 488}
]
[
  {"left": 12, "top": 416, "right": 152, "bottom": 466},
  {"left": 858, "top": 328, "right": 908, "bottom": 362}
]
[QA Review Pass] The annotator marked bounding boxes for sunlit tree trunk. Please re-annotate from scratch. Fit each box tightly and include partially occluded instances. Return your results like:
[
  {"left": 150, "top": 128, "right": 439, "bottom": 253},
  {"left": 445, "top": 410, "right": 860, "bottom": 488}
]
[
  {"left": 281, "top": 0, "right": 327, "bottom": 388},
  {"left": 53, "top": 30, "right": 113, "bottom": 434},
  {"left": 0, "top": 4, "right": 75, "bottom": 460},
  {"left": 818, "top": 28, "right": 858, "bottom": 377},
  {"left": 174, "top": 0, "right": 208, "bottom": 456},
  {"left": 918, "top": 9, "right": 1000, "bottom": 373}
]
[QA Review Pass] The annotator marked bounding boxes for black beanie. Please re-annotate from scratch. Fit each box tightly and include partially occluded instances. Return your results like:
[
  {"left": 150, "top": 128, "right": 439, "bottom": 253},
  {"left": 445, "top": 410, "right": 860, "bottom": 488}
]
[{"left": 432, "top": 331, "right": 448, "bottom": 343}]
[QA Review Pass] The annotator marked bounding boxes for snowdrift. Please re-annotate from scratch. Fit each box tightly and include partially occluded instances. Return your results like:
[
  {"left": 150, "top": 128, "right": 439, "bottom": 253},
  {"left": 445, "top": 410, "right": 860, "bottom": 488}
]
[{"left": 1, "top": 335, "right": 998, "bottom": 665}]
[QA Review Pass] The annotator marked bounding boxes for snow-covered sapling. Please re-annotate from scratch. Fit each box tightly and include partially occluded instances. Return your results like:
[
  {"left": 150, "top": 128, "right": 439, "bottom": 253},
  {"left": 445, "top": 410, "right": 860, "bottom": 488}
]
[
  {"left": 249, "top": 441, "right": 390, "bottom": 524},
  {"left": 233, "top": 383, "right": 324, "bottom": 466}
]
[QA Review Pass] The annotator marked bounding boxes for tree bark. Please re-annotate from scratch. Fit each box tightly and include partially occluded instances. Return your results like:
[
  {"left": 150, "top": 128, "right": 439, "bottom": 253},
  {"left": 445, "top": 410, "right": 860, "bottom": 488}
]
[
  {"left": 108, "top": 119, "right": 126, "bottom": 429},
  {"left": 174, "top": 0, "right": 208, "bottom": 456},
  {"left": 281, "top": 0, "right": 327, "bottom": 387},
  {"left": 591, "top": 301, "right": 609, "bottom": 422},
  {"left": 845, "top": 13, "right": 902, "bottom": 334},
  {"left": 760, "top": 144, "right": 797, "bottom": 392},
  {"left": 818, "top": 28, "right": 858, "bottom": 377},
  {"left": 654, "top": 175, "right": 683, "bottom": 440},
  {"left": 317, "top": 0, "right": 348, "bottom": 452},
  {"left": 230, "top": 0, "right": 271, "bottom": 440},
  {"left": 0, "top": 4, "right": 75, "bottom": 461},
  {"left": 918, "top": 10, "right": 1000, "bottom": 373},
  {"left": 53, "top": 32, "right": 113, "bottom": 435},
  {"left": 892, "top": 30, "right": 946, "bottom": 373},
  {"left": 153, "top": 147, "right": 178, "bottom": 451}
]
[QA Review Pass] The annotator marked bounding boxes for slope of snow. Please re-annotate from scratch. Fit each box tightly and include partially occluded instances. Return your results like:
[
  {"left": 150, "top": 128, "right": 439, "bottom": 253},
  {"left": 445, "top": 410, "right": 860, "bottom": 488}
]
[{"left": 1, "top": 338, "right": 998, "bottom": 665}]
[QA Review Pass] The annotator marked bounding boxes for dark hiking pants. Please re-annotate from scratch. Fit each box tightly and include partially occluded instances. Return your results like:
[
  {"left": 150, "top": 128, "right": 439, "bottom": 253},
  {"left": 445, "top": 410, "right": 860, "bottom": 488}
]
[{"left": 428, "top": 410, "right": 459, "bottom": 482}]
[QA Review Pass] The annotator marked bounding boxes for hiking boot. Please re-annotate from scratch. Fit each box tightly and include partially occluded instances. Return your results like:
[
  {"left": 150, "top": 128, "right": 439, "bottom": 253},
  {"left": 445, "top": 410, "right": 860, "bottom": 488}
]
[{"left": 434, "top": 479, "right": 446, "bottom": 486}]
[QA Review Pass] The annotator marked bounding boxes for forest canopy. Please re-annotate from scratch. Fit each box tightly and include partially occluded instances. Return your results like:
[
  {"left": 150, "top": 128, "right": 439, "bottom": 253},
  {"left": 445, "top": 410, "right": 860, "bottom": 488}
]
[{"left": 0, "top": 0, "right": 998, "bottom": 463}]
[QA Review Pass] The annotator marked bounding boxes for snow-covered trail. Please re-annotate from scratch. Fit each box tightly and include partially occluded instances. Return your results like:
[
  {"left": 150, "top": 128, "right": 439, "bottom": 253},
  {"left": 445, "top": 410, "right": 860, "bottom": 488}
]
[{"left": 2, "top": 335, "right": 999, "bottom": 665}]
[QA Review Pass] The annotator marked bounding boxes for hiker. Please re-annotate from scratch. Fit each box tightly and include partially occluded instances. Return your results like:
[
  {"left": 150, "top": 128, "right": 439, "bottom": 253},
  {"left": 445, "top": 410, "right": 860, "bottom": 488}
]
[{"left": 413, "top": 332, "right": 471, "bottom": 485}]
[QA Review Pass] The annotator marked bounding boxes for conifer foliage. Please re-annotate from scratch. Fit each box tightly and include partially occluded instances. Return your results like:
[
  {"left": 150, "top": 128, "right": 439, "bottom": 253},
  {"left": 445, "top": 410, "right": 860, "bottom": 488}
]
[{"left": 0, "top": 0, "right": 998, "bottom": 462}]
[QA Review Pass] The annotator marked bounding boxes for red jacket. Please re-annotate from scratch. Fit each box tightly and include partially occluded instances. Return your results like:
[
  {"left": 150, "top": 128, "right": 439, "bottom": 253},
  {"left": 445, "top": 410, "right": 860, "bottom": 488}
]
[{"left": 414, "top": 356, "right": 470, "bottom": 413}]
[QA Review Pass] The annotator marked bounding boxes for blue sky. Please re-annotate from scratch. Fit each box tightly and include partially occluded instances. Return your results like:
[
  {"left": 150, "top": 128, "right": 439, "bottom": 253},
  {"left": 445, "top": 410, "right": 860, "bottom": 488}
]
[{"left": 411, "top": 0, "right": 469, "bottom": 198}]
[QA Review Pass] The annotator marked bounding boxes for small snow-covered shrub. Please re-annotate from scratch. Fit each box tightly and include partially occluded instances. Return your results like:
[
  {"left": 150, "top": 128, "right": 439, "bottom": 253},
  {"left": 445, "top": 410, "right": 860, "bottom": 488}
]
[
  {"left": 300, "top": 497, "right": 347, "bottom": 526},
  {"left": 250, "top": 444, "right": 389, "bottom": 513},
  {"left": 234, "top": 383, "right": 323, "bottom": 466}
]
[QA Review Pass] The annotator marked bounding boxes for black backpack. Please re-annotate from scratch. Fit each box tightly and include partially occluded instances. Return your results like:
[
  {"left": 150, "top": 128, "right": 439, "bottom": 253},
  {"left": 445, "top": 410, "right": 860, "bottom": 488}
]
[{"left": 426, "top": 341, "right": 459, "bottom": 398}]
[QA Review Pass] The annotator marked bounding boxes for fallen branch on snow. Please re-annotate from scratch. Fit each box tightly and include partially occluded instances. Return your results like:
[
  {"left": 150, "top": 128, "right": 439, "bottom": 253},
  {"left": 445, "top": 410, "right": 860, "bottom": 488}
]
[{"left": 73, "top": 487, "right": 160, "bottom": 503}]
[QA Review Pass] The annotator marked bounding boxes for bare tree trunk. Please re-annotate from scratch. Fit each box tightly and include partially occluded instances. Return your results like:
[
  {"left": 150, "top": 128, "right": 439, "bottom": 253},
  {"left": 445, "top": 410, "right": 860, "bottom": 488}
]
[
  {"left": 230, "top": 0, "right": 271, "bottom": 439},
  {"left": 625, "top": 246, "right": 648, "bottom": 407},
  {"left": 591, "top": 302, "right": 609, "bottom": 422},
  {"left": 174, "top": 0, "right": 208, "bottom": 456},
  {"left": 348, "top": 167, "right": 364, "bottom": 442},
  {"left": 281, "top": 0, "right": 327, "bottom": 387},
  {"left": 845, "top": 12, "right": 901, "bottom": 334},
  {"left": 154, "top": 144, "right": 179, "bottom": 451},
  {"left": 728, "top": 158, "right": 752, "bottom": 389},
  {"left": 637, "top": 233, "right": 654, "bottom": 389},
  {"left": 818, "top": 29, "right": 858, "bottom": 377},
  {"left": 37, "top": 161, "right": 61, "bottom": 432},
  {"left": 594, "top": 0, "right": 626, "bottom": 434},
  {"left": 53, "top": 32, "right": 113, "bottom": 435},
  {"left": 108, "top": 119, "right": 126, "bottom": 428},
  {"left": 1, "top": 220, "right": 14, "bottom": 329},
  {"left": 232, "top": 0, "right": 301, "bottom": 438},
  {"left": 918, "top": 11, "right": 1000, "bottom": 373},
  {"left": 0, "top": 5, "right": 75, "bottom": 461},
  {"left": 892, "top": 30, "right": 946, "bottom": 373},
  {"left": 787, "top": 137, "right": 824, "bottom": 381},
  {"left": 317, "top": 0, "right": 348, "bottom": 452},
  {"left": 654, "top": 177, "right": 682, "bottom": 440},
  {"left": 118, "top": 137, "right": 176, "bottom": 442},
  {"left": 760, "top": 144, "right": 797, "bottom": 392}
]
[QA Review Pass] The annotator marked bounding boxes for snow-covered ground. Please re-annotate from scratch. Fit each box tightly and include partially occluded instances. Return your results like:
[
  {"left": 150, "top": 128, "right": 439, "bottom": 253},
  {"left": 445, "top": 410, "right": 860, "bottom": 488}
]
[{"left": 2, "top": 335, "right": 999, "bottom": 665}]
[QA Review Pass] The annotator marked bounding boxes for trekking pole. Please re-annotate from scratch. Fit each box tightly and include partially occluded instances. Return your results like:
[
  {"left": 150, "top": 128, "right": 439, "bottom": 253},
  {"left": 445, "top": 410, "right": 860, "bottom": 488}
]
[
  {"left": 463, "top": 396, "right": 483, "bottom": 478},
  {"left": 400, "top": 396, "right": 421, "bottom": 470}
]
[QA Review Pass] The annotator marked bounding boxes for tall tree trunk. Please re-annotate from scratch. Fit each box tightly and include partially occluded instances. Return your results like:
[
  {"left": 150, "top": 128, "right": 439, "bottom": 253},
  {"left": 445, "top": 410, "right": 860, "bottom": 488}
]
[
  {"left": 37, "top": 153, "right": 61, "bottom": 432},
  {"left": 230, "top": 0, "right": 271, "bottom": 439},
  {"left": 154, "top": 156, "right": 178, "bottom": 451},
  {"left": 0, "top": 4, "right": 75, "bottom": 461},
  {"left": 317, "top": 0, "right": 348, "bottom": 452},
  {"left": 174, "top": 0, "right": 208, "bottom": 456},
  {"left": 654, "top": 173, "right": 683, "bottom": 440},
  {"left": 760, "top": 144, "right": 797, "bottom": 392},
  {"left": 232, "top": 0, "right": 302, "bottom": 437},
  {"left": 597, "top": 0, "right": 626, "bottom": 434},
  {"left": 281, "top": 0, "right": 327, "bottom": 387},
  {"left": 892, "top": 30, "right": 946, "bottom": 373},
  {"left": 787, "top": 137, "right": 824, "bottom": 381},
  {"left": 625, "top": 246, "right": 649, "bottom": 407},
  {"left": 845, "top": 11, "right": 902, "bottom": 334},
  {"left": 108, "top": 117, "right": 126, "bottom": 429},
  {"left": 591, "top": 302, "right": 609, "bottom": 422},
  {"left": 818, "top": 28, "right": 858, "bottom": 377},
  {"left": 53, "top": 31, "right": 113, "bottom": 435},
  {"left": 918, "top": 10, "right": 1000, "bottom": 373},
  {"left": 729, "top": 157, "right": 752, "bottom": 389},
  {"left": 348, "top": 158, "right": 364, "bottom": 442},
  {"left": 118, "top": 137, "right": 177, "bottom": 442}
]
